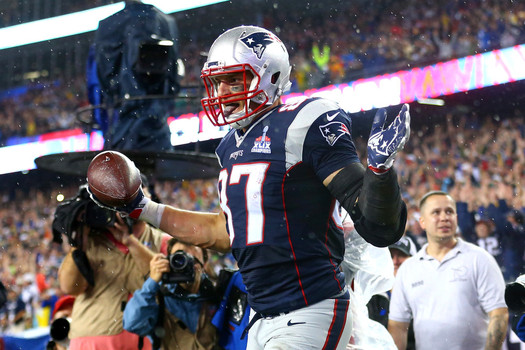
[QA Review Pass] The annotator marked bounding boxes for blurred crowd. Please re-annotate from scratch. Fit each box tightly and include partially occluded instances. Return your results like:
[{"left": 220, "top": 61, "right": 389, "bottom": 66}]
[
  {"left": 1, "top": 0, "right": 525, "bottom": 145},
  {"left": 178, "top": 0, "right": 525, "bottom": 90},
  {"left": 0, "top": 77, "right": 87, "bottom": 147}
]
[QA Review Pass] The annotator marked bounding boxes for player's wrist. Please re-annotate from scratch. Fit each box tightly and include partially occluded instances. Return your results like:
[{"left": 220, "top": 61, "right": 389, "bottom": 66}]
[
  {"left": 138, "top": 200, "right": 165, "bottom": 228},
  {"left": 367, "top": 164, "right": 391, "bottom": 175}
]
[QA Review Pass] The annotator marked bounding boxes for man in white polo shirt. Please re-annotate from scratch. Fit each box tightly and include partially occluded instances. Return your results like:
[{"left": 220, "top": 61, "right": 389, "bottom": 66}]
[{"left": 388, "top": 191, "right": 508, "bottom": 350}]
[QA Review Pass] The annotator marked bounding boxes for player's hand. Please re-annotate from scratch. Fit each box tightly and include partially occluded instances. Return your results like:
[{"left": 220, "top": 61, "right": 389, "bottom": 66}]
[
  {"left": 88, "top": 186, "right": 150, "bottom": 220},
  {"left": 114, "top": 187, "right": 150, "bottom": 219},
  {"left": 367, "top": 103, "right": 410, "bottom": 174}
]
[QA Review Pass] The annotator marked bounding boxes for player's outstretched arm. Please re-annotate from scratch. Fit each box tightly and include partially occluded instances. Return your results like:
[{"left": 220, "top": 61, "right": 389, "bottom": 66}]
[
  {"left": 90, "top": 186, "right": 231, "bottom": 253},
  {"left": 325, "top": 104, "right": 410, "bottom": 247},
  {"left": 86, "top": 149, "right": 232, "bottom": 253},
  {"left": 158, "top": 206, "right": 231, "bottom": 252}
]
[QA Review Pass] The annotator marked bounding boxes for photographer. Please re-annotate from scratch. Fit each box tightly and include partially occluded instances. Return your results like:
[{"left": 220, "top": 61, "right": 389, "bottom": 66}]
[
  {"left": 46, "top": 295, "right": 75, "bottom": 350},
  {"left": 123, "top": 238, "right": 218, "bottom": 350},
  {"left": 506, "top": 274, "right": 525, "bottom": 342},
  {"left": 55, "top": 183, "right": 169, "bottom": 350}
]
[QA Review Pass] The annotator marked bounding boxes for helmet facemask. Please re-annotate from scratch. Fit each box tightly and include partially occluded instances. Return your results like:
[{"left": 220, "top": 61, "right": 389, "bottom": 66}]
[{"left": 201, "top": 63, "right": 269, "bottom": 129}]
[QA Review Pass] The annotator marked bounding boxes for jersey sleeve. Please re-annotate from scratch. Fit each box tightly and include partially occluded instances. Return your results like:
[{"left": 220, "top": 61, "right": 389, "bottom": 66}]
[{"left": 301, "top": 99, "right": 361, "bottom": 181}]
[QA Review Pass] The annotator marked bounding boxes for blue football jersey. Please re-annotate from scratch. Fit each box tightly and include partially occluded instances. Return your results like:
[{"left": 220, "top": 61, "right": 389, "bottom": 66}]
[{"left": 215, "top": 97, "right": 360, "bottom": 314}]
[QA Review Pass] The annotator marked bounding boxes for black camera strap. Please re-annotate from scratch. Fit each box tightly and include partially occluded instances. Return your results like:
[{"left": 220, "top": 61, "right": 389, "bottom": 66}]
[
  {"left": 151, "top": 290, "right": 166, "bottom": 350},
  {"left": 158, "top": 274, "right": 216, "bottom": 303},
  {"left": 72, "top": 249, "right": 95, "bottom": 287}
]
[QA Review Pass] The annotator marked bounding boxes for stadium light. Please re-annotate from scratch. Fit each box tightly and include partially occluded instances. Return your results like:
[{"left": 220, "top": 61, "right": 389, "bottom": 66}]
[
  {"left": 0, "top": 0, "right": 227, "bottom": 50},
  {"left": 417, "top": 98, "right": 445, "bottom": 106}
]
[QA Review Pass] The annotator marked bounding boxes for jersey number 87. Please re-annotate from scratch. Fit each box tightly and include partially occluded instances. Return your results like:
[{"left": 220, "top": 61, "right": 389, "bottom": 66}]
[{"left": 218, "top": 162, "right": 270, "bottom": 246}]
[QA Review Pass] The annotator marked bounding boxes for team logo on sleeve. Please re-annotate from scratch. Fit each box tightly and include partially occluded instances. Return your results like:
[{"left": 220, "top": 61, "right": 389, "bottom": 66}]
[
  {"left": 319, "top": 121, "right": 350, "bottom": 146},
  {"left": 240, "top": 32, "right": 279, "bottom": 59},
  {"left": 251, "top": 125, "right": 271, "bottom": 153}
]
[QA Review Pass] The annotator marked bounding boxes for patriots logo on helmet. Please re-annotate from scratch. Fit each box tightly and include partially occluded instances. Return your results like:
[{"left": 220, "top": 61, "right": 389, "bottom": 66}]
[
  {"left": 319, "top": 121, "right": 350, "bottom": 146},
  {"left": 240, "top": 32, "right": 278, "bottom": 59}
]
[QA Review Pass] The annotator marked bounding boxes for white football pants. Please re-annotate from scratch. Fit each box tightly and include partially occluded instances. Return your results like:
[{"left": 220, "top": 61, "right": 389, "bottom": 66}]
[{"left": 246, "top": 297, "right": 352, "bottom": 350}]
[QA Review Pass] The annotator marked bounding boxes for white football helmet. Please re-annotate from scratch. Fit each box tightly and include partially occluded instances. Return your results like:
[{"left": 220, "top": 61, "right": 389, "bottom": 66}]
[{"left": 201, "top": 26, "right": 292, "bottom": 129}]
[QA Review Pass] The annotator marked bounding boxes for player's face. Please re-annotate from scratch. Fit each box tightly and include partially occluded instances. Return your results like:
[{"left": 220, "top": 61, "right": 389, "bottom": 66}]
[
  {"left": 418, "top": 194, "right": 457, "bottom": 243},
  {"left": 215, "top": 72, "right": 254, "bottom": 117}
]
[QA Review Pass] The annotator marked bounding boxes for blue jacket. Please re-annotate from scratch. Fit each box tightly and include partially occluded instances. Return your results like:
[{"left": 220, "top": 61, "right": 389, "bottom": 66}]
[
  {"left": 514, "top": 313, "right": 525, "bottom": 342},
  {"left": 124, "top": 271, "right": 250, "bottom": 349},
  {"left": 123, "top": 278, "right": 201, "bottom": 336}
]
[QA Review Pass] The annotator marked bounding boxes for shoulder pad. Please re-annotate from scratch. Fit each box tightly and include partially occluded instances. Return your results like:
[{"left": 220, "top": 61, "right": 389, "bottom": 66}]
[{"left": 298, "top": 98, "right": 342, "bottom": 119}]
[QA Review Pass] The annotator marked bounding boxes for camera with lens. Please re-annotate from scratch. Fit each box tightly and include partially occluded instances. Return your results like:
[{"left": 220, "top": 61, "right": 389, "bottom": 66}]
[
  {"left": 52, "top": 184, "right": 116, "bottom": 247},
  {"left": 162, "top": 250, "right": 195, "bottom": 284},
  {"left": 505, "top": 274, "right": 525, "bottom": 313},
  {"left": 46, "top": 317, "right": 71, "bottom": 350}
]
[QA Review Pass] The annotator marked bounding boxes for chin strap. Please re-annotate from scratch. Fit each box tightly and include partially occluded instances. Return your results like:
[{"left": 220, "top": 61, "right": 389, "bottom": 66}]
[{"left": 251, "top": 60, "right": 270, "bottom": 104}]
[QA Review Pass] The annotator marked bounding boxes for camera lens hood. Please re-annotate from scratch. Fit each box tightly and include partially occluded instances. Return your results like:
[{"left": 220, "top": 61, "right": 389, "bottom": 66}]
[{"left": 505, "top": 281, "right": 525, "bottom": 313}]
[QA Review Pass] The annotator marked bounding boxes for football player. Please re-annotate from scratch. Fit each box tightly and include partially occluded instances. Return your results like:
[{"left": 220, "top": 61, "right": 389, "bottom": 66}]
[{"left": 92, "top": 25, "right": 410, "bottom": 350}]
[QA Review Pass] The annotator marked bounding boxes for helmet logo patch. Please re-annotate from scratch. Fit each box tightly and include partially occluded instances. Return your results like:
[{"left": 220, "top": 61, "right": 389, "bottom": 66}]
[{"left": 240, "top": 32, "right": 278, "bottom": 59}]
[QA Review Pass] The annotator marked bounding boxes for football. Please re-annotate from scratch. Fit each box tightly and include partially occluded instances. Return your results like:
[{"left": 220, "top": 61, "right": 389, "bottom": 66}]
[{"left": 86, "top": 150, "right": 142, "bottom": 207}]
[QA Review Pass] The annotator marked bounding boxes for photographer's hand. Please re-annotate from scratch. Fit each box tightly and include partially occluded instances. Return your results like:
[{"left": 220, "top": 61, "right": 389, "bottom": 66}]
[
  {"left": 105, "top": 215, "right": 156, "bottom": 276},
  {"left": 149, "top": 254, "right": 170, "bottom": 283},
  {"left": 106, "top": 214, "right": 132, "bottom": 246}
]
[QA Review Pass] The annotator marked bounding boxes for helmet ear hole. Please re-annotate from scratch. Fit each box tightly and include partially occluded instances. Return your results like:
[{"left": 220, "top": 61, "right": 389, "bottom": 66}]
[{"left": 271, "top": 72, "right": 280, "bottom": 84}]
